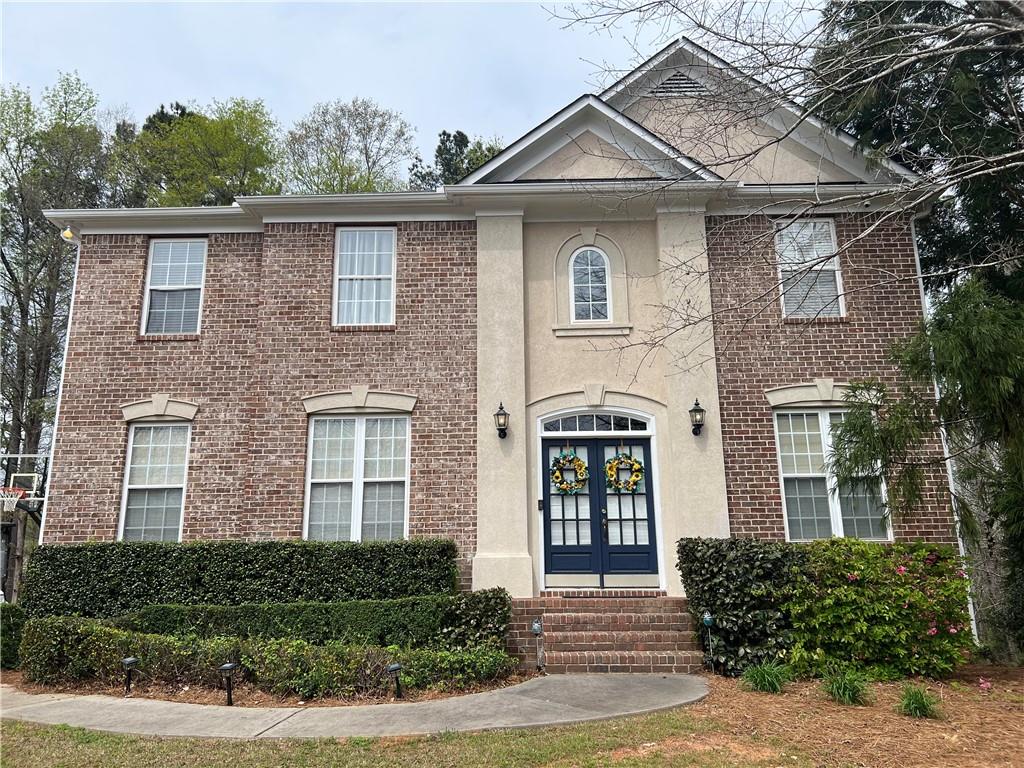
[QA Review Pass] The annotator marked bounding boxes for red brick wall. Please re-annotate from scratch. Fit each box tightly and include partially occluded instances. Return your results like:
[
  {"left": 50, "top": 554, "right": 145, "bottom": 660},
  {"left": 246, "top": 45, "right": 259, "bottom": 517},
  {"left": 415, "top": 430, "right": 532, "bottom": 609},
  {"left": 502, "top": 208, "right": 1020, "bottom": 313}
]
[
  {"left": 45, "top": 222, "right": 478, "bottom": 581},
  {"left": 706, "top": 213, "right": 956, "bottom": 544}
]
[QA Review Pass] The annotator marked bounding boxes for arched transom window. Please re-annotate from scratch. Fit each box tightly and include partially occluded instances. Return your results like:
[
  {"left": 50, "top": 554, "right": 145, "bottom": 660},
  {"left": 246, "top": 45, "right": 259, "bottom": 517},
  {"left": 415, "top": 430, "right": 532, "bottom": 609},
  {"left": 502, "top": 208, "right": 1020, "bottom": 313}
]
[
  {"left": 570, "top": 247, "right": 611, "bottom": 322},
  {"left": 543, "top": 412, "right": 648, "bottom": 434}
]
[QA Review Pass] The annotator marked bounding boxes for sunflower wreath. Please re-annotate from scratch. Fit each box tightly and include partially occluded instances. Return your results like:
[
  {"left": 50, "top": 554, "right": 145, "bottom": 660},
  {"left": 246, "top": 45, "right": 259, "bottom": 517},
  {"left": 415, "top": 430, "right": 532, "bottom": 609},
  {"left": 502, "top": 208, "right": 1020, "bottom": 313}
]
[
  {"left": 605, "top": 452, "right": 644, "bottom": 493},
  {"left": 550, "top": 450, "right": 589, "bottom": 495}
]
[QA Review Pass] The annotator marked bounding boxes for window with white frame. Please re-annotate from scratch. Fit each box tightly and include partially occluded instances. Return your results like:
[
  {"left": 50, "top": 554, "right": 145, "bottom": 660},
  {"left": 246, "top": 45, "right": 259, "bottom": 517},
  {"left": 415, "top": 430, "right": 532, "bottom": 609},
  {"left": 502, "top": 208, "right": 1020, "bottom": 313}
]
[
  {"left": 334, "top": 228, "right": 395, "bottom": 325},
  {"left": 775, "top": 410, "right": 888, "bottom": 541},
  {"left": 570, "top": 247, "right": 611, "bottom": 322},
  {"left": 121, "top": 423, "right": 190, "bottom": 541},
  {"left": 775, "top": 220, "right": 843, "bottom": 318},
  {"left": 306, "top": 415, "right": 408, "bottom": 541},
  {"left": 143, "top": 240, "right": 206, "bottom": 334}
]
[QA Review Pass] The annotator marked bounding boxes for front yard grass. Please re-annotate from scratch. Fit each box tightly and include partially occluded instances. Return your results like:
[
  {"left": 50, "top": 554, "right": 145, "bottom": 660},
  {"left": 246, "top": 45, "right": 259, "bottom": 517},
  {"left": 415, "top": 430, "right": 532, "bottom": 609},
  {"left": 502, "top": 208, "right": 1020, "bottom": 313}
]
[{"left": 3, "top": 667, "right": 1021, "bottom": 768}]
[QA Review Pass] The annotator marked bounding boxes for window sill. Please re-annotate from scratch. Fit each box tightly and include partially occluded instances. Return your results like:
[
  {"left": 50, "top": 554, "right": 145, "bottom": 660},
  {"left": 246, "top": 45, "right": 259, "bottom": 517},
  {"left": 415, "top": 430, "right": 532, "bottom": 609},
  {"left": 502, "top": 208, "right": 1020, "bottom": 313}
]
[
  {"left": 136, "top": 334, "right": 201, "bottom": 343},
  {"left": 331, "top": 324, "right": 397, "bottom": 333},
  {"left": 782, "top": 315, "right": 848, "bottom": 325},
  {"left": 553, "top": 323, "right": 632, "bottom": 337}
]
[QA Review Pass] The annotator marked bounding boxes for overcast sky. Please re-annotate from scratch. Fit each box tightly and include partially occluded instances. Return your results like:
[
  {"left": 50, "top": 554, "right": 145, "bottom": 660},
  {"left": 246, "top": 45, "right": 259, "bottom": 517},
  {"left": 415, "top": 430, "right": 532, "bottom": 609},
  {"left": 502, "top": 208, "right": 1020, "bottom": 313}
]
[{"left": 2, "top": 1, "right": 663, "bottom": 161}]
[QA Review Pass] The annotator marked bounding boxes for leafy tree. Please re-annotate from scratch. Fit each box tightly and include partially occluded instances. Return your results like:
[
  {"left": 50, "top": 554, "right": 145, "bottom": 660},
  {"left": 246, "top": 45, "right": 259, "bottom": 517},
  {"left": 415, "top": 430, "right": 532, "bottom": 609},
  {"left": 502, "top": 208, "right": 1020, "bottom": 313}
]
[
  {"left": 408, "top": 130, "right": 503, "bottom": 190},
  {"left": 134, "top": 97, "right": 281, "bottom": 205},
  {"left": 0, "top": 72, "right": 107, "bottom": 598},
  {"left": 283, "top": 98, "right": 415, "bottom": 194}
]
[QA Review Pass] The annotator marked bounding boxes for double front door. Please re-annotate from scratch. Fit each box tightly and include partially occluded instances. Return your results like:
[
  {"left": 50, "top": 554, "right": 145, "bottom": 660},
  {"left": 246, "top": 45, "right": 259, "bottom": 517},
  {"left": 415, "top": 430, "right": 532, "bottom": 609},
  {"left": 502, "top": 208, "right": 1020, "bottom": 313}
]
[{"left": 542, "top": 437, "right": 657, "bottom": 581}]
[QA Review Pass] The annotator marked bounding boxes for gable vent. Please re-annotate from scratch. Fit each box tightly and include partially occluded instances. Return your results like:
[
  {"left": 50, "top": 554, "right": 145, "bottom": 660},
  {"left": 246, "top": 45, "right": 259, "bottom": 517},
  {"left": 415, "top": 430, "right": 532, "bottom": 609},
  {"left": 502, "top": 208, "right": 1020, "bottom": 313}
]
[{"left": 647, "top": 72, "right": 706, "bottom": 98}]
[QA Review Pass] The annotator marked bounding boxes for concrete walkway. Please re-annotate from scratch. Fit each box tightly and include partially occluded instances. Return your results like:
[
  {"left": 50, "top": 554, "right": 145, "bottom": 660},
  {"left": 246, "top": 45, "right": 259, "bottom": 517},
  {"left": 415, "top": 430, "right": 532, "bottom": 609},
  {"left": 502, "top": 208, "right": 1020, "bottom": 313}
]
[{"left": 1, "top": 674, "right": 707, "bottom": 739}]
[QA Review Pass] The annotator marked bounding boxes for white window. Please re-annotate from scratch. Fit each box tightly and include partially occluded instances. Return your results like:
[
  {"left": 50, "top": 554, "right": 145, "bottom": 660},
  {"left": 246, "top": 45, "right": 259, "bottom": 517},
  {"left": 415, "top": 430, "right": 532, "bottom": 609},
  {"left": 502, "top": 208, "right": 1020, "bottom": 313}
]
[
  {"left": 120, "top": 423, "right": 190, "bottom": 541},
  {"left": 305, "top": 415, "right": 409, "bottom": 541},
  {"left": 334, "top": 228, "right": 396, "bottom": 325},
  {"left": 775, "top": 220, "right": 843, "bottom": 318},
  {"left": 143, "top": 239, "right": 206, "bottom": 334},
  {"left": 570, "top": 247, "right": 611, "bottom": 322},
  {"left": 774, "top": 410, "right": 888, "bottom": 541}
]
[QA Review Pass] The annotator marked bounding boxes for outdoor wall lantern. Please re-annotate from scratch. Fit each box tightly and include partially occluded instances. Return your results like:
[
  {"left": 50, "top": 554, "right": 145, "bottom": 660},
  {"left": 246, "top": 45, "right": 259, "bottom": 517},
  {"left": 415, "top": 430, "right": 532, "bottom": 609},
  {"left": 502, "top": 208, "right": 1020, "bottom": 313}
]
[
  {"left": 218, "top": 662, "right": 240, "bottom": 706},
  {"left": 494, "top": 403, "right": 510, "bottom": 439},
  {"left": 386, "top": 663, "right": 404, "bottom": 699},
  {"left": 121, "top": 656, "right": 139, "bottom": 695},
  {"left": 689, "top": 399, "right": 707, "bottom": 436}
]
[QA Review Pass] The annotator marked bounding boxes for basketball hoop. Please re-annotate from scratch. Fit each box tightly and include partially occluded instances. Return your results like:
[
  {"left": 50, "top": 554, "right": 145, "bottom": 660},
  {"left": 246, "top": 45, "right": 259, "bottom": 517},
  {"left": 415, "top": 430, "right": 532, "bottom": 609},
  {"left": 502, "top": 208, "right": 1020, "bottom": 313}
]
[{"left": 0, "top": 487, "right": 26, "bottom": 514}]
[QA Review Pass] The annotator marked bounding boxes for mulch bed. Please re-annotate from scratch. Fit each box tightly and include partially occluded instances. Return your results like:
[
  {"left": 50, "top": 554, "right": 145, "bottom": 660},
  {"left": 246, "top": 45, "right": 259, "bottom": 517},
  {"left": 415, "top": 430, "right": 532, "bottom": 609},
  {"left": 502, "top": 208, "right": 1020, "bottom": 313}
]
[
  {"left": 686, "top": 664, "right": 1024, "bottom": 768},
  {"left": 1, "top": 669, "right": 539, "bottom": 708}
]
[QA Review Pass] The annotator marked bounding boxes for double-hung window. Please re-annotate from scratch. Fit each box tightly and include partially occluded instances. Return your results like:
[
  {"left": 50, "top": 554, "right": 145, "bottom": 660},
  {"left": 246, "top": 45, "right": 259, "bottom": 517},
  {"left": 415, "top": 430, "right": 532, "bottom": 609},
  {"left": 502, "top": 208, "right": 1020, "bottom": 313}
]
[
  {"left": 305, "top": 415, "right": 409, "bottom": 541},
  {"left": 775, "top": 220, "right": 843, "bottom": 318},
  {"left": 143, "top": 239, "right": 206, "bottom": 334},
  {"left": 775, "top": 410, "right": 888, "bottom": 541},
  {"left": 570, "top": 247, "right": 611, "bottom": 322},
  {"left": 334, "top": 228, "right": 396, "bottom": 326},
  {"left": 120, "top": 423, "right": 191, "bottom": 541}
]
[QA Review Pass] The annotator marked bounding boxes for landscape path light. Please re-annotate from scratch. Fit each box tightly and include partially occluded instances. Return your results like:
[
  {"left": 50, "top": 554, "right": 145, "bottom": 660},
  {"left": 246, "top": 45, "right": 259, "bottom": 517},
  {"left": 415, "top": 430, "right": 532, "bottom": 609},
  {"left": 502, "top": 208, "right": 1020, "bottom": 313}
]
[
  {"left": 218, "top": 662, "right": 240, "bottom": 706},
  {"left": 386, "top": 663, "right": 403, "bottom": 699},
  {"left": 121, "top": 657, "right": 138, "bottom": 695}
]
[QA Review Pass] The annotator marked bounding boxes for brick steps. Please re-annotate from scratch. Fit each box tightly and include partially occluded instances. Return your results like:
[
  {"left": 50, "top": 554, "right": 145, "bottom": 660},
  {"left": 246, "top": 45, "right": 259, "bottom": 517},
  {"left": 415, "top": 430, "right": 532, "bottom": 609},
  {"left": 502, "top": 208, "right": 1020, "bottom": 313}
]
[
  {"left": 542, "top": 630, "right": 700, "bottom": 652},
  {"left": 508, "top": 593, "right": 703, "bottom": 674},
  {"left": 543, "top": 650, "right": 705, "bottom": 674}
]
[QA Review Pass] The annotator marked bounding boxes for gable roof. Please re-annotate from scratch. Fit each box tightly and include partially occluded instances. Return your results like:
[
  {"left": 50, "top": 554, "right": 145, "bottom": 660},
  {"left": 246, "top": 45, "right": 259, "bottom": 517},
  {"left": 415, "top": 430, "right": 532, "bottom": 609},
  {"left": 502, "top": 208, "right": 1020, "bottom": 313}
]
[
  {"left": 600, "top": 37, "right": 919, "bottom": 183},
  {"left": 459, "top": 94, "right": 720, "bottom": 185}
]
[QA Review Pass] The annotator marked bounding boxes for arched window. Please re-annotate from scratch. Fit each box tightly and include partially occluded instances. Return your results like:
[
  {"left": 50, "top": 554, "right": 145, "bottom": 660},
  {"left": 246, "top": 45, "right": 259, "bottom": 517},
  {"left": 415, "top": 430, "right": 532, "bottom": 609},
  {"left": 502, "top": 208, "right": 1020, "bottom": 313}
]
[{"left": 570, "top": 247, "right": 611, "bottom": 322}]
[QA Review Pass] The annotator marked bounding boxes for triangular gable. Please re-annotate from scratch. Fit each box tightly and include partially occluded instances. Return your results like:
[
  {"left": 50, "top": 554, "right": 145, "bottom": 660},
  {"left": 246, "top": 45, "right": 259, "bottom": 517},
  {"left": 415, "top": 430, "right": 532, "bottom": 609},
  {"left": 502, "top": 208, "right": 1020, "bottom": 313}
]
[
  {"left": 459, "top": 95, "right": 720, "bottom": 184},
  {"left": 600, "top": 37, "right": 919, "bottom": 184}
]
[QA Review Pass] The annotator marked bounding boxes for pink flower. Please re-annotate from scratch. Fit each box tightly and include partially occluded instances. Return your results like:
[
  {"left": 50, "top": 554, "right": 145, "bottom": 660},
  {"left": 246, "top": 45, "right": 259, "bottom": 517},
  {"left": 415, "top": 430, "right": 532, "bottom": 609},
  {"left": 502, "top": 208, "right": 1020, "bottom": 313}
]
[
  {"left": 896, "top": 566, "right": 908, "bottom": 575},
  {"left": 957, "top": 569, "right": 967, "bottom": 578},
  {"left": 948, "top": 626, "right": 958, "bottom": 634},
  {"left": 927, "top": 627, "right": 938, "bottom": 636},
  {"left": 979, "top": 678, "right": 992, "bottom": 693},
  {"left": 847, "top": 573, "right": 860, "bottom": 582}
]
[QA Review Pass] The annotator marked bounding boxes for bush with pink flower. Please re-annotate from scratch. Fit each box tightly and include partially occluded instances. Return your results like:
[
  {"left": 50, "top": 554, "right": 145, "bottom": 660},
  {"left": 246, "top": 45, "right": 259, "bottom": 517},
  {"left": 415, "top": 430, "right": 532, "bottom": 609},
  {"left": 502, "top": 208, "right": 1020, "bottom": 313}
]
[{"left": 786, "top": 538, "right": 973, "bottom": 678}]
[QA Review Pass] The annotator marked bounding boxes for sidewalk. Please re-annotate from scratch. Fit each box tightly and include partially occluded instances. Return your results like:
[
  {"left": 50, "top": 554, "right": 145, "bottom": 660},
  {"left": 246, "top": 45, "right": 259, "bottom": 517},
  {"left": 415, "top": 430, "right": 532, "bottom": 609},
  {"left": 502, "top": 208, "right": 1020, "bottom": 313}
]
[{"left": 1, "top": 674, "right": 707, "bottom": 739}]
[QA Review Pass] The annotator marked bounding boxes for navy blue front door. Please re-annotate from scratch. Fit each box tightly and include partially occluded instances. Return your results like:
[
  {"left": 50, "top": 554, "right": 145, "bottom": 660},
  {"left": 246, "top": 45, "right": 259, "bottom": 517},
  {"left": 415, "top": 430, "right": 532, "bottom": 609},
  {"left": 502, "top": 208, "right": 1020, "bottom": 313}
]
[{"left": 543, "top": 438, "right": 657, "bottom": 580}]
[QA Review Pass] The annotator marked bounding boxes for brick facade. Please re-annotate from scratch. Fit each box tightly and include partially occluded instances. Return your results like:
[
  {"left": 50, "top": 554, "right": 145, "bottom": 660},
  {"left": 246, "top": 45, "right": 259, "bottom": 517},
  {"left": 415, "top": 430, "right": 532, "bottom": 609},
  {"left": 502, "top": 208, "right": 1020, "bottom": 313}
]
[
  {"left": 706, "top": 213, "right": 956, "bottom": 544},
  {"left": 44, "top": 222, "right": 478, "bottom": 582}
]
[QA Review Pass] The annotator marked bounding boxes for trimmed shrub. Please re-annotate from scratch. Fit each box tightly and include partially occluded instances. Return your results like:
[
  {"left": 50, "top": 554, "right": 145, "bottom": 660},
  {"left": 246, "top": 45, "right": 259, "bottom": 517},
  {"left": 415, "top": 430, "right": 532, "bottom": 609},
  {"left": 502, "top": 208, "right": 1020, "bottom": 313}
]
[
  {"left": 677, "top": 537, "right": 973, "bottom": 678},
  {"left": 677, "top": 537, "right": 806, "bottom": 675},
  {"left": 1, "top": 603, "right": 26, "bottom": 669},
  {"left": 787, "top": 539, "right": 972, "bottom": 678},
  {"left": 740, "top": 660, "right": 790, "bottom": 693},
  {"left": 21, "top": 539, "right": 458, "bottom": 618},
  {"left": 110, "top": 588, "right": 511, "bottom": 649},
  {"left": 897, "top": 684, "right": 940, "bottom": 718},
  {"left": 821, "top": 665, "right": 872, "bottom": 705},
  {"left": 19, "top": 616, "right": 517, "bottom": 699}
]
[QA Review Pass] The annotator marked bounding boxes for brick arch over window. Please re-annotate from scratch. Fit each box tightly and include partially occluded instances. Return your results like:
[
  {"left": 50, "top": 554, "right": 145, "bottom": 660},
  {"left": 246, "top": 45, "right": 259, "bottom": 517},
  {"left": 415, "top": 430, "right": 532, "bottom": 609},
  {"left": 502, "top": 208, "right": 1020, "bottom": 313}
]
[{"left": 553, "top": 228, "right": 631, "bottom": 335}]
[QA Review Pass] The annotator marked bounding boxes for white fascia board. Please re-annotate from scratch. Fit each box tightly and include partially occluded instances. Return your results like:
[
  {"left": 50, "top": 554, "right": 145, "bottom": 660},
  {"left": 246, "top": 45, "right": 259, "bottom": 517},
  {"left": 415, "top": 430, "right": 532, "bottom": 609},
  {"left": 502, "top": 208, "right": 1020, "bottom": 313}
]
[
  {"left": 459, "top": 95, "right": 719, "bottom": 185},
  {"left": 602, "top": 37, "right": 920, "bottom": 184},
  {"left": 43, "top": 206, "right": 262, "bottom": 235},
  {"left": 721, "top": 182, "right": 938, "bottom": 213}
]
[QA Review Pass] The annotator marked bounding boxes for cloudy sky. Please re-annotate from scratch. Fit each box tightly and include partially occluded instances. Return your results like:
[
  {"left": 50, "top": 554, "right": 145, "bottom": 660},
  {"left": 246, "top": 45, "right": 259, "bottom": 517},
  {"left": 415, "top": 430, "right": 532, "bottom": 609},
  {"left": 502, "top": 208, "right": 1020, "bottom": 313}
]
[{"left": 3, "top": 1, "right": 664, "bottom": 160}]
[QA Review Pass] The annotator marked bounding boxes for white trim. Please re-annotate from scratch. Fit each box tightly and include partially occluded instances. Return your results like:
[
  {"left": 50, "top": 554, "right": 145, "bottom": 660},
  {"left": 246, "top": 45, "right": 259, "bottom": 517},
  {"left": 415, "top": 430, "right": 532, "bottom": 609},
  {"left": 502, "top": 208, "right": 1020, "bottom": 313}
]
[
  {"left": 140, "top": 238, "right": 208, "bottom": 336},
  {"left": 118, "top": 422, "right": 192, "bottom": 542},
  {"left": 38, "top": 239, "right": 82, "bottom": 545},
  {"left": 332, "top": 227, "right": 398, "bottom": 327},
  {"left": 533, "top": 405, "right": 666, "bottom": 591},
  {"left": 568, "top": 246, "right": 614, "bottom": 325},
  {"left": 460, "top": 95, "right": 719, "bottom": 185},
  {"left": 773, "top": 407, "right": 892, "bottom": 543},
  {"left": 774, "top": 218, "right": 846, "bottom": 319},
  {"left": 600, "top": 37, "right": 919, "bottom": 183},
  {"left": 302, "top": 414, "right": 411, "bottom": 542}
]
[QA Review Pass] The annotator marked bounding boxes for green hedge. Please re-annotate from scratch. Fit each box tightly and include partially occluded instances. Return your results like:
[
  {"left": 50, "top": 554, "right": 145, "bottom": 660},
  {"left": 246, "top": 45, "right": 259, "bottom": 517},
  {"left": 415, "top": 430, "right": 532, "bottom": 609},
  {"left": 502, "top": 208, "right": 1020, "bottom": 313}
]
[
  {"left": 20, "top": 616, "right": 516, "bottom": 699},
  {"left": 21, "top": 540, "right": 458, "bottom": 618},
  {"left": 677, "top": 537, "right": 973, "bottom": 678},
  {"left": 109, "top": 588, "right": 511, "bottom": 649},
  {"left": 677, "top": 537, "right": 806, "bottom": 675},
  {"left": 1, "top": 603, "right": 26, "bottom": 669}
]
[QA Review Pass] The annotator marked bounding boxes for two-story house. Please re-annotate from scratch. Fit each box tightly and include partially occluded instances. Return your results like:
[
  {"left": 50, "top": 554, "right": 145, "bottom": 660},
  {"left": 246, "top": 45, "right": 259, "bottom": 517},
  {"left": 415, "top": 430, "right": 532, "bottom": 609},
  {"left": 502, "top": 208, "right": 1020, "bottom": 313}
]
[{"left": 43, "top": 39, "right": 955, "bottom": 672}]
